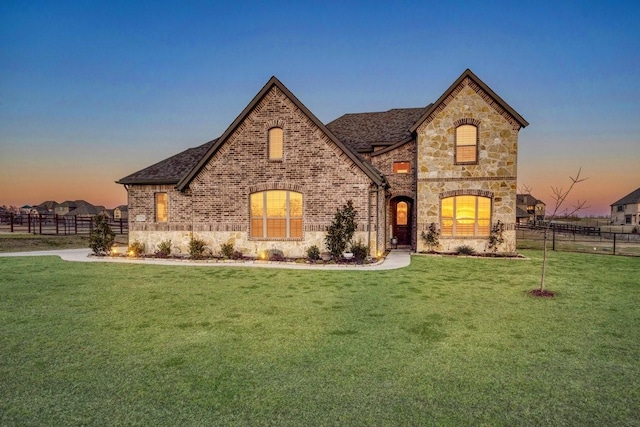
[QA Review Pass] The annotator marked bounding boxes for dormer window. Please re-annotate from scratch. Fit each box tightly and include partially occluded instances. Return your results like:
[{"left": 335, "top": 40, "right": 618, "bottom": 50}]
[
  {"left": 268, "top": 127, "right": 283, "bottom": 160},
  {"left": 455, "top": 124, "right": 478, "bottom": 164}
]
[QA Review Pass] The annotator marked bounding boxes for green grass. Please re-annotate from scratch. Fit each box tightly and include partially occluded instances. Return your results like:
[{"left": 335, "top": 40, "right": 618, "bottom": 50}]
[
  {"left": 0, "top": 233, "right": 127, "bottom": 252},
  {"left": 1, "top": 251, "right": 638, "bottom": 426}
]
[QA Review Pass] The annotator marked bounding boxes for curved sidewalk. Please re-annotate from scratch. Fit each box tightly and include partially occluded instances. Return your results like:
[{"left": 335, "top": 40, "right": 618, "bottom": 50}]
[{"left": 0, "top": 248, "right": 411, "bottom": 270}]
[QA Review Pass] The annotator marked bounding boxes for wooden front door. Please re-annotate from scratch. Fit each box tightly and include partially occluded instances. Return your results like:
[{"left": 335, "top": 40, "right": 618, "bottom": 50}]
[{"left": 393, "top": 200, "right": 412, "bottom": 246}]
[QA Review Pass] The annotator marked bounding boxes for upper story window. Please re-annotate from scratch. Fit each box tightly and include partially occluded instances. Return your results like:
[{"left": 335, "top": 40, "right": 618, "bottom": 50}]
[
  {"left": 268, "top": 127, "right": 283, "bottom": 160},
  {"left": 455, "top": 124, "right": 478, "bottom": 164},
  {"left": 250, "top": 190, "right": 302, "bottom": 239},
  {"left": 617, "top": 205, "right": 625, "bottom": 212},
  {"left": 393, "top": 161, "right": 410, "bottom": 174},
  {"left": 155, "top": 192, "right": 168, "bottom": 223},
  {"left": 441, "top": 195, "right": 490, "bottom": 237}
]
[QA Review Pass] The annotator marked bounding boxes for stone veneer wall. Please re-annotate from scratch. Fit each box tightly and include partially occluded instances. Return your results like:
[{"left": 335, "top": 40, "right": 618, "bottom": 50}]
[
  {"left": 127, "top": 86, "right": 383, "bottom": 258},
  {"left": 415, "top": 77, "right": 521, "bottom": 253}
]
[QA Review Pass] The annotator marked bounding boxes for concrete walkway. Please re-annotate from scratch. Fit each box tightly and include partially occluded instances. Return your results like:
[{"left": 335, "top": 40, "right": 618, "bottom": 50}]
[{"left": 0, "top": 248, "right": 412, "bottom": 270}]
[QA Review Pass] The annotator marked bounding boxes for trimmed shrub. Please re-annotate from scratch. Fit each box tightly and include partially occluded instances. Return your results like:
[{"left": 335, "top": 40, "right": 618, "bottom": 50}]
[
  {"left": 189, "top": 237, "right": 207, "bottom": 259},
  {"left": 89, "top": 214, "right": 115, "bottom": 255},
  {"left": 325, "top": 200, "right": 357, "bottom": 260},
  {"left": 306, "top": 245, "right": 321, "bottom": 261},
  {"left": 220, "top": 241, "right": 234, "bottom": 259},
  {"left": 128, "top": 240, "right": 145, "bottom": 257},
  {"left": 350, "top": 240, "right": 369, "bottom": 262},
  {"left": 155, "top": 240, "right": 172, "bottom": 258},
  {"left": 421, "top": 222, "right": 440, "bottom": 252},
  {"left": 267, "top": 249, "right": 285, "bottom": 261},
  {"left": 455, "top": 245, "right": 476, "bottom": 256}
]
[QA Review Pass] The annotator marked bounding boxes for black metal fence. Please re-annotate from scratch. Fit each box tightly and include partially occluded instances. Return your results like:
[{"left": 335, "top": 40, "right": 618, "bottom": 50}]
[
  {"left": 0, "top": 213, "right": 127, "bottom": 235},
  {"left": 516, "top": 224, "right": 640, "bottom": 257}
]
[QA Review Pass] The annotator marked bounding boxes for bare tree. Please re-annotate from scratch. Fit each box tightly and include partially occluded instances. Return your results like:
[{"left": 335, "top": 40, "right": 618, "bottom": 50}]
[{"left": 537, "top": 168, "right": 589, "bottom": 295}]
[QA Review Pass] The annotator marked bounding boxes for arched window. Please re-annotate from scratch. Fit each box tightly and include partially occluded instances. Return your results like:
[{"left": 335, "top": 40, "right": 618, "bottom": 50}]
[
  {"left": 441, "top": 195, "right": 490, "bottom": 236},
  {"left": 455, "top": 124, "right": 477, "bottom": 164},
  {"left": 268, "top": 127, "right": 283, "bottom": 160},
  {"left": 396, "top": 201, "right": 408, "bottom": 226},
  {"left": 250, "top": 190, "right": 302, "bottom": 238}
]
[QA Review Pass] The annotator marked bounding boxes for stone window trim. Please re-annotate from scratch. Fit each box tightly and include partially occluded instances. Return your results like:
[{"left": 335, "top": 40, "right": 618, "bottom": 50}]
[{"left": 454, "top": 118, "right": 480, "bottom": 165}]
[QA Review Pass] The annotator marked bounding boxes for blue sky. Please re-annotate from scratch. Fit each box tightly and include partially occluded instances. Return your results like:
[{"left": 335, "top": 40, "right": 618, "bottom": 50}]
[{"left": 1, "top": 0, "right": 639, "bottom": 215}]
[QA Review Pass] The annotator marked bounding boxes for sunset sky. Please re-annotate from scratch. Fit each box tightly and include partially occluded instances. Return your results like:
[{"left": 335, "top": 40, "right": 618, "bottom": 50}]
[{"left": 1, "top": 1, "right": 638, "bottom": 216}]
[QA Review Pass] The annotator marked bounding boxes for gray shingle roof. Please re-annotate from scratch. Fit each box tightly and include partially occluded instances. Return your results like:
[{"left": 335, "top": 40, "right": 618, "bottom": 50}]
[
  {"left": 326, "top": 107, "right": 428, "bottom": 152},
  {"left": 117, "top": 139, "right": 217, "bottom": 185},
  {"left": 611, "top": 187, "right": 640, "bottom": 206}
]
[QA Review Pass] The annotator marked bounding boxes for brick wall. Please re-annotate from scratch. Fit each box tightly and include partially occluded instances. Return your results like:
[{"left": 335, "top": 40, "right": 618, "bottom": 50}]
[{"left": 128, "top": 86, "right": 382, "bottom": 257}]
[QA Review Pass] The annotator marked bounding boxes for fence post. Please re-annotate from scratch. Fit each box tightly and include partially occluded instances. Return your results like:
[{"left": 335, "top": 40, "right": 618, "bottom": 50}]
[
  {"left": 39, "top": 213, "right": 42, "bottom": 234},
  {"left": 74, "top": 215, "right": 78, "bottom": 234},
  {"left": 552, "top": 227, "right": 556, "bottom": 251},
  {"left": 613, "top": 233, "right": 616, "bottom": 255},
  {"left": 10, "top": 213, "right": 14, "bottom": 233}
]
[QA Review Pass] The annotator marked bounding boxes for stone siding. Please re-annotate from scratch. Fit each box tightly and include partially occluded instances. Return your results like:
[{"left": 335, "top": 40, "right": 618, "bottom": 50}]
[{"left": 415, "top": 77, "right": 520, "bottom": 253}]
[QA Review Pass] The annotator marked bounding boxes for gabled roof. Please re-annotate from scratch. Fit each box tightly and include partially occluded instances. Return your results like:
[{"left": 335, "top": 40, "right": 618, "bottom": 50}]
[
  {"left": 410, "top": 69, "right": 528, "bottom": 133},
  {"left": 175, "top": 77, "right": 385, "bottom": 190},
  {"left": 611, "top": 187, "right": 640, "bottom": 206},
  {"left": 517, "top": 194, "right": 545, "bottom": 206},
  {"left": 326, "top": 107, "right": 429, "bottom": 153},
  {"left": 117, "top": 139, "right": 217, "bottom": 185}
]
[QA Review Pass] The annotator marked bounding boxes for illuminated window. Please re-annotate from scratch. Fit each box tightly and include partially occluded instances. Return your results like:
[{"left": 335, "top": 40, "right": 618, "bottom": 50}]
[
  {"left": 250, "top": 190, "right": 302, "bottom": 238},
  {"left": 393, "top": 162, "right": 410, "bottom": 174},
  {"left": 155, "top": 193, "right": 168, "bottom": 223},
  {"left": 268, "top": 127, "right": 283, "bottom": 160},
  {"left": 440, "top": 195, "right": 490, "bottom": 236},
  {"left": 397, "top": 201, "right": 408, "bottom": 226},
  {"left": 455, "top": 124, "right": 478, "bottom": 164}
]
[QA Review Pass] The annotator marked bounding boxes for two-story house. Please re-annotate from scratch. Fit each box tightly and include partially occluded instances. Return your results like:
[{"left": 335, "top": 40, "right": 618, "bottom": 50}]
[
  {"left": 117, "top": 69, "right": 528, "bottom": 257},
  {"left": 610, "top": 187, "right": 640, "bottom": 226}
]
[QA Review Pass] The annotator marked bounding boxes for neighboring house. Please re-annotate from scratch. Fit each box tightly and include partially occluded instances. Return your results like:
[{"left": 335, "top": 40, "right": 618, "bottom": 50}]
[
  {"left": 117, "top": 69, "right": 528, "bottom": 257},
  {"left": 113, "top": 205, "right": 128, "bottom": 220},
  {"left": 610, "top": 187, "right": 640, "bottom": 225},
  {"left": 35, "top": 200, "right": 58, "bottom": 214},
  {"left": 516, "top": 194, "right": 546, "bottom": 224}
]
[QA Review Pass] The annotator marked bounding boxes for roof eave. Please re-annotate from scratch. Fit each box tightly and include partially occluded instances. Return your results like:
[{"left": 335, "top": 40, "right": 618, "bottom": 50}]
[
  {"left": 410, "top": 69, "right": 529, "bottom": 133},
  {"left": 176, "top": 77, "right": 385, "bottom": 190}
]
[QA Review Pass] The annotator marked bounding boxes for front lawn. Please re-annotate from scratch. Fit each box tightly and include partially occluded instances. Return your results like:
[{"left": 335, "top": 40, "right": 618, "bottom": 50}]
[{"left": 0, "top": 251, "right": 638, "bottom": 426}]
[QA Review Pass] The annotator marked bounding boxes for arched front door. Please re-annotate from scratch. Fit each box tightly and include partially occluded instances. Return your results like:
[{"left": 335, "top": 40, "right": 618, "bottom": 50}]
[{"left": 392, "top": 198, "right": 413, "bottom": 246}]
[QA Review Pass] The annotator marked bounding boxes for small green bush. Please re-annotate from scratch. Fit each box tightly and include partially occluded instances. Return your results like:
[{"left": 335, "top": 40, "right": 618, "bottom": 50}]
[
  {"left": 155, "top": 240, "right": 172, "bottom": 258},
  {"left": 306, "top": 245, "right": 321, "bottom": 261},
  {"left": 455, "top": 245, "right": 476, "bottom": 255},
  {"left": 128, "top": 240, "right": 145, "bottom": 257},
  {"left": 220, "top": 241, "right": 235, "bottom": 259},
  {"left": 350, "top": 240, "right": 369, "bottom": 262},
  {"left": 421, "top": 222, "right": 440, "bottom": 252},
  {"left": 89, "top": 214, "right": 115, "bottom": 255},
  {"left": 189, "top": 237, "right": 207, "bottom": 259},
  {"left": 267, "top": 249, "right": 285, "bottom": 261}
]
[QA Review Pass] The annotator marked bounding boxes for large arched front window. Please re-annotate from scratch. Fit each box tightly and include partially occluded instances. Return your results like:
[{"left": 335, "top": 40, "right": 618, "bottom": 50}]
[
  {"left": 441, "top": 195, "right": 490, "bottom": 236},
  {"left": 250, "top": 190, "right": 302, "bottom": 238}
]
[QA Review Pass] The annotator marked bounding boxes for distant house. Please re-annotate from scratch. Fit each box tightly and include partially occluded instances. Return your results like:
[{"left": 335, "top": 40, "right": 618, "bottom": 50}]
[
  {"left": 35, "top": 200, "right": 58, "bottom": 214},
  {"left": 118, "top": 69, "right": 528, "bottom": 257},
  {"left": 516, "top": 194, "right": 546, "bottom": 224},
  {"left": 113, "top": 205, "right": 128, "bottom": 220},
  {"left": 610, "top": 187, "right": 640, "bottom": 225}
]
